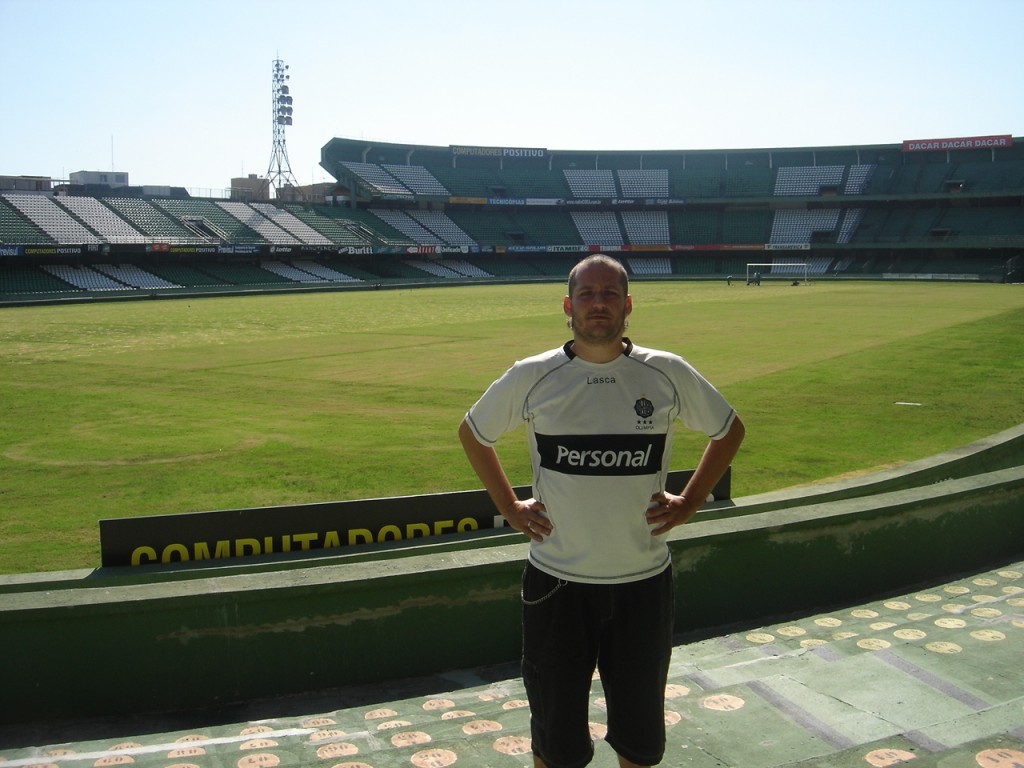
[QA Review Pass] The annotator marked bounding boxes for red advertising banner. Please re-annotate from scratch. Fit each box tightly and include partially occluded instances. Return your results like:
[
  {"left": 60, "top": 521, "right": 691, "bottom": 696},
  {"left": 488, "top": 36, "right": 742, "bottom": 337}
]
[{"left": 902, "top": 135, "right": 1012, "bottom": 152}]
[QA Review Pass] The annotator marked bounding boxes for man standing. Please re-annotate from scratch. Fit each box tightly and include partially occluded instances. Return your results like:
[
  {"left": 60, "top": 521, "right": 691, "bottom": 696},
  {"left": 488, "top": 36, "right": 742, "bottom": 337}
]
[{"left": 459, "top": 254, "right": 745, "bottom": 768}]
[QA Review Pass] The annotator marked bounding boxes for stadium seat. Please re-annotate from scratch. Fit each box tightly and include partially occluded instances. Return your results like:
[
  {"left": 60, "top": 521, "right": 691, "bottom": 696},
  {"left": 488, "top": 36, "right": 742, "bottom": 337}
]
[
  {"left": 563, "top": 169, "right": 617, "bottom": 198},
  {"left": 621, "top": 211, "right": 670, "bottom": 244},
  {"left": 371, "top": 210, "right": 444, "bottom": 245},
  {"left": 42, "top": 264, "right": 126, "bottom": 290},
  {"left": 570, "top": 211, "right": 624, "bottom": 245},
  {"left": 0, "top": 195, "right": 52, "bottom": 244},
  {"left": 55, "top": 196, "right": 145, "bottom": 243},
  {"left": 382, "top": 165, "right": 450, "bottom": 196},
  {"left": 4, "top": 193, "right": 103, "bottom": 244},
  {"left": 251, "top": 203, "right": 335, "bottom": 246},
  {"left": 617, "top": 169, "right": 669, "bottom": 197},
  {"left": 770, "top": 209, "right": 841, "bottom": 244},
  {"left": 216, "top": 202, "right": 301, "bottom": 245},
  {"left": 773, "top": 166, "right": 845, "bottom": 196}
]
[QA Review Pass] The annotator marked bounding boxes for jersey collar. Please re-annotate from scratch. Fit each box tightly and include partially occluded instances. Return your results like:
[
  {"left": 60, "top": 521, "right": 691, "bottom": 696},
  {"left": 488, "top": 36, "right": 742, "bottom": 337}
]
[{"left": 563, "top": 337, "right": 633, "bottom": 360}]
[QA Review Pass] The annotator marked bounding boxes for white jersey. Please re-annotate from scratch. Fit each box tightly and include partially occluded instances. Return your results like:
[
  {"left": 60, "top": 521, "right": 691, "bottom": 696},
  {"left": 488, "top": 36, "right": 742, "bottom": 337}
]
[{"left": 465, "top": 338, "right": 736, "bottom": 584}]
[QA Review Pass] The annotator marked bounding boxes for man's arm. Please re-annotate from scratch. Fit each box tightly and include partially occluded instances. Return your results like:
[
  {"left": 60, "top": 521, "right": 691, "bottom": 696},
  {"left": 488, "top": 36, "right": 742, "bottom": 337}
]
[
  {"left": 458, "top": 419, "right": 551, "bottom": 542},
  {"left": 646, "top": 414, "right": 745, "bottom": 535}
]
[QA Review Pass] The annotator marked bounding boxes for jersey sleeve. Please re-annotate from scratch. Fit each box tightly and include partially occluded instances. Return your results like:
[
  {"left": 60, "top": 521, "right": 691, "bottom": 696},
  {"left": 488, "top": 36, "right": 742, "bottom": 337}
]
[
  {"left": 464, "top": 363, "right": 529, "bottom": 446},
  {"left": 674, "top": 360, "right": 737, "bottom": 440}
]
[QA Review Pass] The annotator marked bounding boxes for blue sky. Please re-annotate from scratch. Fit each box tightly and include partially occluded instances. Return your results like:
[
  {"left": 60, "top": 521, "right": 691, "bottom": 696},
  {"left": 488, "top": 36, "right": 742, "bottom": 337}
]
[{"left": 3, "top": 0, "right": 1022, "bottom": 194}]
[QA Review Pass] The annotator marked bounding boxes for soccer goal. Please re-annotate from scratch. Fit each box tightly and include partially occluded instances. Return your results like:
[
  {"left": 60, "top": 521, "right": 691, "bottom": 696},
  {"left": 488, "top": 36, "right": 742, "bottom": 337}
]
[{"left": 745, "top": 262, "right": 809, "bottom": 285}]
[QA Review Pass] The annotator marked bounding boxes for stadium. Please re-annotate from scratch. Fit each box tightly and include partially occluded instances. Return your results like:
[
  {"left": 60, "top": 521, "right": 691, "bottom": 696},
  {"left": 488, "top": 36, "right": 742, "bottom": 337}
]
[
  {"left": 2, "top": 133, "right": 1023, "bottom": 300},
  {"left": 1, "top": 130, "right": 1023, "bottom": 767}
]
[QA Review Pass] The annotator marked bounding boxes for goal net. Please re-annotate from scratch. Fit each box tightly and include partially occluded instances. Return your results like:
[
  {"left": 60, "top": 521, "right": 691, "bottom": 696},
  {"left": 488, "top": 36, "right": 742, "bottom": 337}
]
[{"left": 745, "top": 262, "right": 809, "bottom": 285}]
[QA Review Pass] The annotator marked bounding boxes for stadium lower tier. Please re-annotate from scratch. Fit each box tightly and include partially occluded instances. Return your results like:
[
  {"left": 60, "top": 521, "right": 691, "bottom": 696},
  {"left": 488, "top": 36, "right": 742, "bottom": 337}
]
[
  {"left": 0, "top": 252, "right": 1013, "bottom": 301},
  {"left": 2, "top": 188, "right": 1020, "bottom": 301},
  {"left": 3, "top": 192, "right": 1023, "bottom": 253}
]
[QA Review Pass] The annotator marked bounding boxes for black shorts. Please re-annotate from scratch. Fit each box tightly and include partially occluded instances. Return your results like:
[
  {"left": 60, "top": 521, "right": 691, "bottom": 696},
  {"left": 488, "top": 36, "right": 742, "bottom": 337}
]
[{"left": 521, "top": 562, "right": 674, "bottom": 768}]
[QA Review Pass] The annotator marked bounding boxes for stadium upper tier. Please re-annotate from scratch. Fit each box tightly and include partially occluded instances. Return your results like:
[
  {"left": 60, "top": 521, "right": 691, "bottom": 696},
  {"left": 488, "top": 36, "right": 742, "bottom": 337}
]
[
  {"left": 322, "top": 135, "right": 1024, "bottom": 201},
  {"left": 2, "top": 137, "right": 1022, "bottom": 254}
]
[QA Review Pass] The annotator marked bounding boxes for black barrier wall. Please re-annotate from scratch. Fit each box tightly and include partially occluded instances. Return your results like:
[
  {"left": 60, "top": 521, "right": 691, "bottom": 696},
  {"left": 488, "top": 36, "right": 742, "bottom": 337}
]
[{"left": 99, "top": 469, "right": 731, "bottom": 568}]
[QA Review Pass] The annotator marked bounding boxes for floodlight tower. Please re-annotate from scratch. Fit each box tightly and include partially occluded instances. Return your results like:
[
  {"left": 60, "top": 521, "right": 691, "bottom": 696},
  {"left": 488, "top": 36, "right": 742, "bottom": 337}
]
[{"left": 265, "top": 57, "right": 300, "bottom": 198}]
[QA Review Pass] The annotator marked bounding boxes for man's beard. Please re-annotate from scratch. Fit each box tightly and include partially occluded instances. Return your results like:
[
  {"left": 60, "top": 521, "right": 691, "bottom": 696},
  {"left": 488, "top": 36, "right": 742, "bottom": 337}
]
[{"left": 569, "top": 308, "right": 627, "bottom": 345}]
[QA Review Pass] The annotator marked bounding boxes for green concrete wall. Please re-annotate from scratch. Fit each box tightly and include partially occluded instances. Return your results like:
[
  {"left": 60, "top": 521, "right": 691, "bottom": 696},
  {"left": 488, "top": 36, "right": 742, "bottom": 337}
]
[
  {"left": 672, "top": 467, "right": 1024, "bottom": 632},
  {"left": 2, "top": 426, "right": 1022, "bottom": 726}
]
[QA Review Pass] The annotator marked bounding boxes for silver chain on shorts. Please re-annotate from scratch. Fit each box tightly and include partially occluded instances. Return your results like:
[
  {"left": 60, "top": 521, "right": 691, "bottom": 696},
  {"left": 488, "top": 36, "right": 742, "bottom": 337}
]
[{"left": 521, "top": 578, "right": 568, "bottom": 606}]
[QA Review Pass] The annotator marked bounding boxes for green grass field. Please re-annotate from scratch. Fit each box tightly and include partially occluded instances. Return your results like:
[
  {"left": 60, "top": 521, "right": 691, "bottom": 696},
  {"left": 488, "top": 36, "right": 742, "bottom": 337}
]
[{"left": 1, "top": 280, "right": 1021, "bottom": 574}]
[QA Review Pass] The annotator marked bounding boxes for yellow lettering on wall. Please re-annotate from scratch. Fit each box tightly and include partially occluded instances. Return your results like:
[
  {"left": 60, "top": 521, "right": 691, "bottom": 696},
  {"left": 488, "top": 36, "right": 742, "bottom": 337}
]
[
  {"left": 259, "top": 535, "right": 292, "bottom": 554},
  {"left": 131, "top": 546, "right": 157, "bottom": 566},
  {"left": 126, "top": 515, "right": 492, "bottom": 566},
  {"left": 235, "top": 538, "right": 260, "bottom": 557},
  {"left": 407, "top": 523, "right": 431, "bottom": 538},
  {"left": 194, "top": 540, "right": 232, "bottom": 561},
  {"left": 349, "top": 529, "right": 372, "bottom": 545},
  {"left": 162, "top": 543, "right": 190, "bottom": 563}
]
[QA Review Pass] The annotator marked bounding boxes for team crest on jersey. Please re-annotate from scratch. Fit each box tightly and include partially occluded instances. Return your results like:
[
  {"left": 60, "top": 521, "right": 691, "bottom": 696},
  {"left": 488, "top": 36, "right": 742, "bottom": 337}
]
[{"left": 634, "top": 397, "right": 654, "bottom": 419}]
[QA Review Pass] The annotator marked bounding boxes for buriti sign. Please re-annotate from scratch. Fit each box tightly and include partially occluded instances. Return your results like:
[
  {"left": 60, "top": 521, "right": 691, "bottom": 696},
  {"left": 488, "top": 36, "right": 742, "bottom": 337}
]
[{"left": 99, "top": 468, "right": 731, "bottom": 568}]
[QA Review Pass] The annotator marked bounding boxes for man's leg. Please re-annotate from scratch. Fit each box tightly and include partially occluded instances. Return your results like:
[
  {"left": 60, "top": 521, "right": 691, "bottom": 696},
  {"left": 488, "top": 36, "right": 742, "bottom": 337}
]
[
  {"left": 599, "top": 568, "right": 674, "bottom": 768},
  {"left": 522, "top": 563, "right": 599, "bottom": 768}
]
